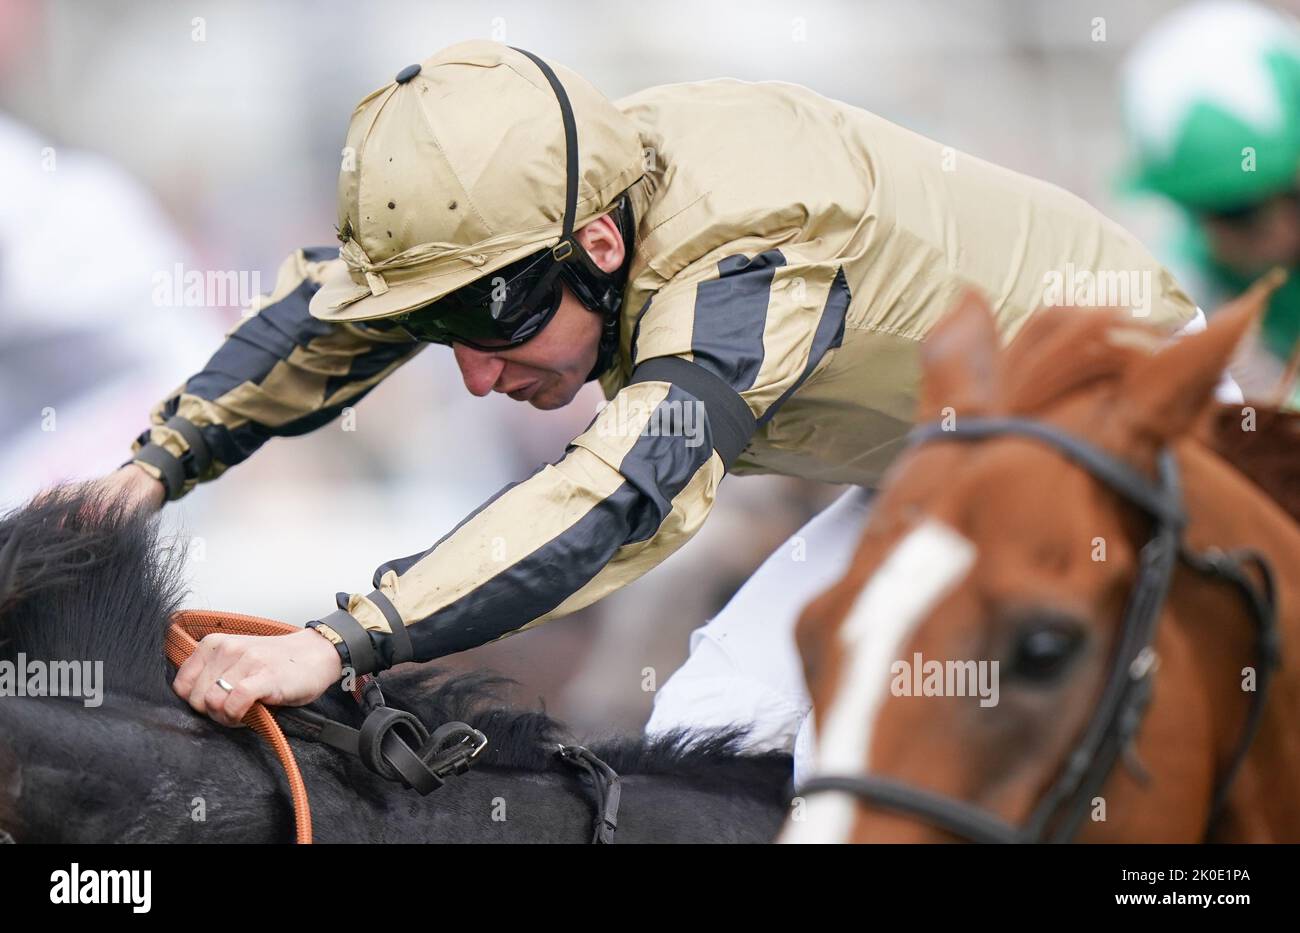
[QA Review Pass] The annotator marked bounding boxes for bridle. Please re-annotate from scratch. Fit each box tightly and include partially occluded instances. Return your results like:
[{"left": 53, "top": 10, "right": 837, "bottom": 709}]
[
  {"left": 165, "top": 610, "right": 488, "bottom": 843},
  {"left": 797, "top": 417, "right": 1281, "bottom": 844},
  {"left": 163, "top": 610, "right": 622, "bottom": 844}
]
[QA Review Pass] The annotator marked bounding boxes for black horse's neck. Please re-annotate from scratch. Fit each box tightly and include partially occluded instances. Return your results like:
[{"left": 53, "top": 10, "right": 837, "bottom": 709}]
[
  {"left": 0, "top": 488, "right": 792, "bottom": 843},
  {"left": 6, "top": 689, "right": 789, "bottom": 843}
]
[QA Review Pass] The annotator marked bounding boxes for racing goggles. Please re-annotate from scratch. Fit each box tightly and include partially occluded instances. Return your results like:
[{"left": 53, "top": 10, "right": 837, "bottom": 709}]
[
  {"left": 1200, "top": 188, "right": 1300, "bottom": 230},
  {"left": 391, "top": 240, "right": 575, "bottom": 350}
]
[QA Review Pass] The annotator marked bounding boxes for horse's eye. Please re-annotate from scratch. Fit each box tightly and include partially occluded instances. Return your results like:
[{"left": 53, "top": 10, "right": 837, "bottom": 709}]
[{"left": 1009, "top": 622, "right": 1085, "bottom": 683}]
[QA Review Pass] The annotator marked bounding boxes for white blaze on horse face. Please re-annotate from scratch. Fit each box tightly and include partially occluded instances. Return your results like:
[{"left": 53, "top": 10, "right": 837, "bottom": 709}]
[{"left": 781, "top": 519, "right": 977, "bottom": 844}]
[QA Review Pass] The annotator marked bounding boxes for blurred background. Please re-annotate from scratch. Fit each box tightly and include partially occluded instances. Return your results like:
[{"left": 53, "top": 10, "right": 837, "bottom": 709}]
[{"left": 3, "top": 0, "right": 1294, "bottom": 734}]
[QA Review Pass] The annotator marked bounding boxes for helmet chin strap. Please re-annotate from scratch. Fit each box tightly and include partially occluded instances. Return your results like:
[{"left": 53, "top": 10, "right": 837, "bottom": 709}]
[
  {"left": 509, "top": 46, "right": 636, "bottom": 384},
  {"left": 585, "top": 313, "right": 621, "bottom": 383}
]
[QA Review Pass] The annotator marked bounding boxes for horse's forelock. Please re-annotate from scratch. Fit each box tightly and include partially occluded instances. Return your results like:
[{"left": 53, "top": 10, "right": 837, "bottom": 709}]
[
  {"left": 0, "top": 486, "right": 185, "bottom": 702},
  {"left": 998, "top": 307, "right": 1155, "bottom": 416}
]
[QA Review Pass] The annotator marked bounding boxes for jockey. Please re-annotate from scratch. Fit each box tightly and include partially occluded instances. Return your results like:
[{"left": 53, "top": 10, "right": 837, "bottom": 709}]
[
  {"left": 112, "top": 41, "right": 1209, "bottom": 777},
  {"left": 1121, "top": 0, "right": 1300, "bottom": 404}
]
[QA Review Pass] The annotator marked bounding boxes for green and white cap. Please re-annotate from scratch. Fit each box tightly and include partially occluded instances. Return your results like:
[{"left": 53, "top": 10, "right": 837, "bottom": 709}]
[{"left": 1122, "top": 1, "right": 1300, "bottom": 211}]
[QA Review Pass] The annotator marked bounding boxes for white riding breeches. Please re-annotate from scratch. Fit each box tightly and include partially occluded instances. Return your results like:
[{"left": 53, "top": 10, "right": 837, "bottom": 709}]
[{"left": 644, "top": 487, "right": 875, "bottom": 784}]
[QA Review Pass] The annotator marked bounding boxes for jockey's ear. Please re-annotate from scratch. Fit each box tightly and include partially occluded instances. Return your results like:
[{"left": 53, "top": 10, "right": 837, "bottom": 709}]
[
  {"left": 918, "top": 288, "right": 1001, "bottom": 421},
  {"left": 1121, "top": 270, "right": 1283, "bottom": 444}
]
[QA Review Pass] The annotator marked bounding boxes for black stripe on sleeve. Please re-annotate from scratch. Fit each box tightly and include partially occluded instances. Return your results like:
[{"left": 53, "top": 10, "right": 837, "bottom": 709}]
[
  {"left": 368, "top": 384, "right": 718, "bottom": 665},
  {"left": 185, "top": 278, "right": 334, "bottom": 401},
  {"left": 756, "top": 265, "right": 850, "bottom": 428},
  {"left": 688, "top": 250, "right": 785, "bottom": 392}
]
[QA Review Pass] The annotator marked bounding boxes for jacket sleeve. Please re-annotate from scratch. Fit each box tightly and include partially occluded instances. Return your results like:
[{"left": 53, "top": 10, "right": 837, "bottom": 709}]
[
  {"left": 129, "top": 247, "right": 425, "bottom": 499},
  {"left": 308, "top": 246, "right": 851, "bottom": 674}
]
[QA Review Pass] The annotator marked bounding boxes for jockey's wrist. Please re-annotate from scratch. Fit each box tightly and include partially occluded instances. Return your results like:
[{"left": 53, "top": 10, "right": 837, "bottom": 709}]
[
  {"left": 306, "top": 619, "right": 354, "bottom": 677},
  {"left": 309, "top": 604, "right": 386, "bottom": 676},
  {"left": 128, "top": 415, "right": 214, "bottom": 501},
  {"left": 128, "top": 445, "right": 184, "bottom": 501},
  {"left": 117, "top": 461, "right": 167, "bottom": 510},
  {"left": 299, "top": 625, "right": 344, "bottom": 681}
]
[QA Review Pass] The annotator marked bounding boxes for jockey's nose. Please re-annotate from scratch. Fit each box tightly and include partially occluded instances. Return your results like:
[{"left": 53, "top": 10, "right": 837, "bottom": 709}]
[{"left": 452, "top": 343, "right": 506, "bottom": 397}]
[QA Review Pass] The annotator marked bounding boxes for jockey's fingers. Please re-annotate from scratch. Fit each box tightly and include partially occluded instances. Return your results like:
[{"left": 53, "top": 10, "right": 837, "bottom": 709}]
[
  {"left": 175, "top": 632, "right": 249, "bottom": 692},
  {"left": 171, "top": 644, "right": 214, "bottom": 697},
  {"left": 180, "top": 636, "right": 247, "bottom": 713},
  {"left": 201, "top": 678, "right": 241, "bottom": 727},
  {"left": 202, "top": 652, "right": 274, "bottom": 726},
  {"left": 219, "top": 669, "right": 279, "bottom": 726}
]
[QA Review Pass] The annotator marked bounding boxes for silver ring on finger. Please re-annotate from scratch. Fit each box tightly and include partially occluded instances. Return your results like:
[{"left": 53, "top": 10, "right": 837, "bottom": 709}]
[{"left": 216, "top": 677, "right": 235, "bottom": 693}]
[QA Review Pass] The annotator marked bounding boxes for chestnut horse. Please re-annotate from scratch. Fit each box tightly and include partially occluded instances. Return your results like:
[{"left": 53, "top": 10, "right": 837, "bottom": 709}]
[{"left": 783, "top": 281, "right": 1300, "bottom": 843}]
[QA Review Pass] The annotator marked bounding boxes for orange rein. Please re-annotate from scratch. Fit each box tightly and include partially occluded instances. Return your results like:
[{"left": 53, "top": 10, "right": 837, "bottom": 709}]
[{"left": 165, "top": 609, "right": 364, "bottom": 845}]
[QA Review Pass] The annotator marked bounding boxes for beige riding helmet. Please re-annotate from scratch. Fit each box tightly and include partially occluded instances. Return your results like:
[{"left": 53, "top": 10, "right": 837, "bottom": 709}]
[{"left": 309, "top": 40, "right": 645, "bottom": 324}]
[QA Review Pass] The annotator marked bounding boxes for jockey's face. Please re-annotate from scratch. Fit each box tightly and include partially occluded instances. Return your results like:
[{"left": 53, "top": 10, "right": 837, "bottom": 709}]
[
  {"left": 1199, "top": 184, "right": 1300, "bottom": 275},
  {"left": 451, "top": 215, "right": 625, "bottom": 411}
]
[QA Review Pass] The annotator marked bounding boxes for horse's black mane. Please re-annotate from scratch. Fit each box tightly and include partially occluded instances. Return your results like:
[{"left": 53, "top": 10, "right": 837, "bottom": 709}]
[
  {"left": 371, "top": 669, "right": 790, "bottom": 799},
  {"left": 0, "top": 488, "right": 791, "bottom": 801},
  {"left": 0, "top": 488, "right": 182, "bottom": 698}
]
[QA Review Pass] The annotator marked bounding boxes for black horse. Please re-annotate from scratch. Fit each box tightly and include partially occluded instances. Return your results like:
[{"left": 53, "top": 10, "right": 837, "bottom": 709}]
[{"left": 0, "top": 490, "right": 791, "bottom": 843}]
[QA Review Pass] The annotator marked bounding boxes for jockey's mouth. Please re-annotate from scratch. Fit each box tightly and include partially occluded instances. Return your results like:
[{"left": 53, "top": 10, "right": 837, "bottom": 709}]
[{"left": 502, "top": 380, "right": 541, "bottom": 401}]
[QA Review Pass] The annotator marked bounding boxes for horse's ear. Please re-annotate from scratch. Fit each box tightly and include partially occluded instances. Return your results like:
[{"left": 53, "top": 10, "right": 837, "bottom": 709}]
[
  {"left": 918, "top": 288, "right": 1001, "bottom": 420},
  {"left": 1122, "top": 271, "right": 1283, "bottom": 443}
]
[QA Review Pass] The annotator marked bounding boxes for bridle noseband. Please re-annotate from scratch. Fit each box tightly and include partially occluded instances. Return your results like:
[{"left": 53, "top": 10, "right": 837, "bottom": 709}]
[{"left": 797, "top": 417, "right": 1280, "bottom": 844}]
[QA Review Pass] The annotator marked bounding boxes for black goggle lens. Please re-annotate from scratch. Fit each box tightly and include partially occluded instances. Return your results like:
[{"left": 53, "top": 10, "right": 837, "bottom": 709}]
[{"left": 393, "top": 250, "right": 565, "bottom": 350}]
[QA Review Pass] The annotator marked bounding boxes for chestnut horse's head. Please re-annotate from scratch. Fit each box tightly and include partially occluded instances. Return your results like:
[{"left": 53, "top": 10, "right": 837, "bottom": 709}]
[{"left": 785, "top": 278, "right": 1288, "bottom": 843}]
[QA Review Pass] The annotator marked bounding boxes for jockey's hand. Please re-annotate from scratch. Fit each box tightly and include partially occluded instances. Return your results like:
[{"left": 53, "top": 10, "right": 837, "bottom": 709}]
[
  {"left": 172, "top": 628, "right": 344, "bottom": 728},
  {"left": 92, "top": 464, "right": 166, "bottom": 514}
]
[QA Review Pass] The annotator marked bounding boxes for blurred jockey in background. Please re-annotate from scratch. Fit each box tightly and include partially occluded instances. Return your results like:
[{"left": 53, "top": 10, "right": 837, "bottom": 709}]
[{"left": 1122, "top": 0, "right": 1300, "bottom": 406}]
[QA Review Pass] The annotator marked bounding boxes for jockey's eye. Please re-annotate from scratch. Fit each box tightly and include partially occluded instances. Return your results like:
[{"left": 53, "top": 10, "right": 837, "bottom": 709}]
[{"left": 1006, "top": 616, "right": 1087, "bottom": 684}]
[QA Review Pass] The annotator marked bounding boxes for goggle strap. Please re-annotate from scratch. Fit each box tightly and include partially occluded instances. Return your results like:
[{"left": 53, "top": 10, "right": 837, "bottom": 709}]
[{"left": 519, "top": 253, "right": 567, "bottom": 316}]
